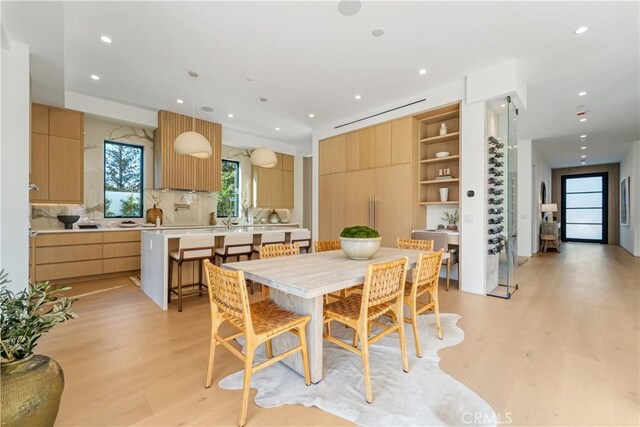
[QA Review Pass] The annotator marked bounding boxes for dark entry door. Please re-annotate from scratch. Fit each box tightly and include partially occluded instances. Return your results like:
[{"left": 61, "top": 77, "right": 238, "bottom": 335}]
[{"left": 561, "top": 172, "right": 608, "bottom": 243}]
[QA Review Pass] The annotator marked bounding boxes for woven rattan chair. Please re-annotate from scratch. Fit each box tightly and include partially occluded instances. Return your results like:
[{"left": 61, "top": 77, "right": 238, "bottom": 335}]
[
  {"left": 404, "top": 250, "right": 444, "bottom": 357},
  {"left": 258, "top": 243, "right": 300, "bottom": 298},
  {"left": 203, "top": 260, "right": 311, "bottom": 427},
  {"left": 396, "top": 237, "right": 434, "bottom": 251},
  {"left": 411, "top": 231, "right": 458, "bottom": 291},
  {"left": 323, "top": 257, "right": 410, "bottom": 403},
  {"left": 314, "top": 240, "right": 341, "bottom": 252}
]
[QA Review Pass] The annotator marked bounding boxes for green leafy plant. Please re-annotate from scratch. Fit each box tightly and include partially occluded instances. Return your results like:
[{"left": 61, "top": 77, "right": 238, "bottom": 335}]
[
  {"left": 340, "top": 225, "right": 380, "bottom": 238},
  {"left": 0, "top": 270, "right": 77, "bottom": 363},
  {"left": 442, "top": 209, "right": 460, "bottom": 225},
  {"left": 120, "top": 193, "right": 141, "bottom": 217}
]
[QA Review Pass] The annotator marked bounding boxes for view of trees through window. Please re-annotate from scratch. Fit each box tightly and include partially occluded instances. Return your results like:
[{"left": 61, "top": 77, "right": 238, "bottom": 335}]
[
  {"left": 104, "top": 141, "right": 143, "bottom": 218},
  {"left": 217, "top": 160, "right": 239, "bottom": 217}
]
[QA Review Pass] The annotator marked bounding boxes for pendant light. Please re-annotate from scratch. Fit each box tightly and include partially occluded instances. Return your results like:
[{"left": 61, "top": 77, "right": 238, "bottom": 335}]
[
  {"left": 250, "top": 147, "right": 278, "bottom": 168},
  {"left": 174, "top": 71, "right": 212, "bottom": 158}
]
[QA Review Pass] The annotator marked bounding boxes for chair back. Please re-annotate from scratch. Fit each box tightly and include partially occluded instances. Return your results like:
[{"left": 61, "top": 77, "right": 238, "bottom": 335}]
[
  {"left": 396, "top": 237, "right": 434, "bottom": 251},
  {"left": 360, "top": 257, "right": 408, "bottom": 317},
  {"left": 224, "top": 233, "right": 254, "bottom": 246},
  {"left": 177, "top": 235, "right": 216, "bottom": 259},
  {"left": 412, "top": 250, "right": 444, "bottom": 292},
  {"left": 411, "top": 231, "right": 448, "bottom": 252},
  {"left": 314, "top": 240, "right": 341, "bottom": 252},
  {"left": 259, "top": 243, "right": 300, "bottom": 259},
  {"left": 260, "top": 232, "right": 286, "bottom": 245},
  {"left": 203, "top": 260, "right": 253, "bottom": 334}
]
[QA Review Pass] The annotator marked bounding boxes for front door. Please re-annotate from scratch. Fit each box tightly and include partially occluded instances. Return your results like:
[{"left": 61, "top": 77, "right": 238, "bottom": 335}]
[{"left": 561, "top": 172, "right": 608, "bottom": 243}]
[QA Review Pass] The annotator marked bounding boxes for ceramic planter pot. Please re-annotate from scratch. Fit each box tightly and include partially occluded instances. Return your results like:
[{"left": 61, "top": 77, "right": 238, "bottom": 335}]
[
  {"left": 1, "top": 355, "right": 65, "bottom": 427},
  {"left": 339, "top": 237, "right": 382, "bottom": 260},
  {"left": 446, "top": 224, "right": 458, "bottom": 231}
]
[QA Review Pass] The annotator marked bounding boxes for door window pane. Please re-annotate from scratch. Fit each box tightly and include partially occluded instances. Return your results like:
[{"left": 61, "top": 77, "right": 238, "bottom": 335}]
[
  {"left": 566, "top": 192, "right": 602, "bottom": 208},
  {"left": 566, "top": 208, "right": 602, "bottom": 224},
  {"left": 566, "top": 224, "right": 602, "bottom": 240},
  {"left": 566, "top": 176, "right": 602, "bottom": 193}
]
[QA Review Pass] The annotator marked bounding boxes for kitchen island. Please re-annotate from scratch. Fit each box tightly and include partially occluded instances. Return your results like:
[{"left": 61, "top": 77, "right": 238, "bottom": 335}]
[{"left": 141, "top": 226, "right": 306, "bottom": 310}]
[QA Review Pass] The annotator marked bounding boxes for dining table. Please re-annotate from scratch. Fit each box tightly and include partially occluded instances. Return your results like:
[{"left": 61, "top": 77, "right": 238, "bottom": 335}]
[{"left": 222, "top": 246, "right": 450, "bottom": 383}]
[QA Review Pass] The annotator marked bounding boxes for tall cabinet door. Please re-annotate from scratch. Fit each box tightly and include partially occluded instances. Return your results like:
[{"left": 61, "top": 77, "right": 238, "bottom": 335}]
[
  {"left": 30, "top": 133, "right": 50, "bottom": 201},
  {"left": 318, "top": 173, "right": 347, "bottom": 241},
  {"left": 319, "top": 175, "right": 333, "bottom": 240},
  {"left": 49, "top": 136, "right": 83, "bottom": 203},
  {"left": 345, "top": 170, "right": 374, "bottom": 227},
  {"left": 374, "top": 164, "right": 411, "bottom": 247}
]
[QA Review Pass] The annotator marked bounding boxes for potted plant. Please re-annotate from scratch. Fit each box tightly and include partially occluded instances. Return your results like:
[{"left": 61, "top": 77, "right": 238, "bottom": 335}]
[
  {"left": 442, "top": 209, "right": 460, "bottom": 231},
  {"left": 339, "top": 226, "right": 382, "bottom": 260},
  {"left": 1, "top": 270, "right": 77, "bottom": 427}
]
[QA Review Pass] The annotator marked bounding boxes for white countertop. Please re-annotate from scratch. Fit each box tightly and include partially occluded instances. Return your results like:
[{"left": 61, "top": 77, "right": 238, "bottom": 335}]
[
  {"left": 143, "top": 226, "right": 305, "bottom": 239},
  {"left": 31, "top": 223, "right": 300, "bottom": 234}
]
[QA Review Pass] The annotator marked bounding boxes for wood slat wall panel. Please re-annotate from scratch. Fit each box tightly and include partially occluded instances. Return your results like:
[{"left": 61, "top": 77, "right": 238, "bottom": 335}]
[
  {"left": 155, "top": 110, "right": 221, "bottom": 192},
  {"left": 552, "top": 163, "right": 620, "bottom": 244}
]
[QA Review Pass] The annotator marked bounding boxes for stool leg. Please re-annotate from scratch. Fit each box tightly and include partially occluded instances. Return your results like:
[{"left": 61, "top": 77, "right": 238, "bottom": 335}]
[
  {"left": 168, "top": 259, "right": 173, "bottom": 303},
  {"left": 198, "top": 259, "right": 203, "bottom": 297},
  {"left": 178, "top": 262, "right": 183, "bottom": 312}
]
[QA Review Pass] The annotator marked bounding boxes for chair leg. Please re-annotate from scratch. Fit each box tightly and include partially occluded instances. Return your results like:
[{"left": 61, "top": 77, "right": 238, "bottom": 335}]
[
  {"left": 205, "top": 322, "right": 219, "bottom": 388},
  {"left": 434, "top": 293, "right": 443, "bottom": 340},
  {"left": 446, "top": 260, "right": 451, "bottom": 291},
  {"left": 197, "top": 260, "right": 203, "bottom": 297},
  {"left": 178, "top": 262, "right": 183, "bottom": 312},
  {"left": 352, "top": 330, "right": 358, "bottom": 348},
  {"left": 298, "top": 325, "right": 311, "bottom": 386},
  {"left": 239, "top": 346, "right": 255, "bottom": 427},
  {"left": 409, "top": 301, "right": 422, "bottom": 358},
  {"left": 360, "top": 326, "right": 373, "bottom": 404},
  {"left": 168, "top": 259, "right": 173, "bottom": 303},
  {"left": 265, "top": 340, "right": 273, "bottom": 359},
  {"left": 397, "top": 303, "right": 410, "bottom": 373}
]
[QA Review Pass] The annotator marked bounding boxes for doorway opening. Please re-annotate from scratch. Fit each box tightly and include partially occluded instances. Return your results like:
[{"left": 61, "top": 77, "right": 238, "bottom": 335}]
[{"left": 561, "top": 172, "right": 608, "bottom": 243}]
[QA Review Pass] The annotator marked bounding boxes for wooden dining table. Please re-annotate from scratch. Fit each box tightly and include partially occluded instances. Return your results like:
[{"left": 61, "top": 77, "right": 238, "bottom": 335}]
[{"left": 222, "top": 247, "right": 450, "bottom": 383}]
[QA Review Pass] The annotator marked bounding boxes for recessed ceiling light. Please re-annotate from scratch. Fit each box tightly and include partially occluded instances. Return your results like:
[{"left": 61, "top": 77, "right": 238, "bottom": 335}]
[
  {"left": 581, "top": 161, "right": 586, "bottom": 165},
  {"left": 176, "top": 99, "right": 184, "bottom": 104},
  {"left": 580, "top": 134, "right": 587, "bottom": 138},
  {"left": 227, "top": 113, "right": 234, "bottom": 118},
  {"left": 581, "top": 146, "right": 587, "bottom": 150},
  {"left": 500, "top": 104, "right": 506, "bottom": 108},
  {"left": 372, "top": 27, "right": 385, "bottom": 37},
  {"left": 275, "top": 127, "right": 280, "bottom": 131},
  {"left": 579, "top": 118, "right": 587, "bottom": 122},
  {"left": 201, "top": 106, "right": 214, "bottom": 112},
  {"left": 578, "top": 91, "right": 588, "bottom": 96},
  {"left": 337, "top": 0, "right": 362, "bottom": 16},
  {"left": 575, "top": 26, "right": 589, "bottom": 35},
  {"left": 260, "top": 97, "right": 268, "bottom": 102},
  {"left": 246, "top": 78, "right": 253, "bottom": 82},
  {"left": 581, "top": 154, "right": 587, "bottom": 158},
  {"left": 355, "top": 95, "right": 361, "bottom": 100},
  {"left": 308, "top": 113, "right": 315, "bottom": 118},
  {"left": 418, "top": 68, "right": 427, "bottom": 75},
  {"left": 90, "top": 74, "right": 100, "bottom": 80},
  {"left": 100, "top": 35, "right": 112, "bottom": 44}
]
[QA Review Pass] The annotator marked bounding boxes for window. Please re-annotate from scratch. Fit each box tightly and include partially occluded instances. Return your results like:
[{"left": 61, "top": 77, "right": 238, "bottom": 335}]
[
  {"left": 104, "top": 141, "right": 144, "bottom": 218},
  {"left": 217, "top": 159, "right": 240, "bottom": 217}
]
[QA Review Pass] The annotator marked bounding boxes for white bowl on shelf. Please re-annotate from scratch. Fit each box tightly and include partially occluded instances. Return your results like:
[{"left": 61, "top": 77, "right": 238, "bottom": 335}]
[{"left": 435, "top": 151, "right": 450, "bottom": 158}]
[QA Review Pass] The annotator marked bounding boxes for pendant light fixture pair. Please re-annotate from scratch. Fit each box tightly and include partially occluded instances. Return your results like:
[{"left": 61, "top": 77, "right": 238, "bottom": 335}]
[{"left": 173, "top": 71, "right": 212, "bottom": 158}]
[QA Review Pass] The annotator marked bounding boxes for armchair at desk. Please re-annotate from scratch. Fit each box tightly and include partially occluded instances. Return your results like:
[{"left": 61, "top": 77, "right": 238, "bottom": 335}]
[{"left": 540, "top": 221, "right": 561, "bottom": 253}]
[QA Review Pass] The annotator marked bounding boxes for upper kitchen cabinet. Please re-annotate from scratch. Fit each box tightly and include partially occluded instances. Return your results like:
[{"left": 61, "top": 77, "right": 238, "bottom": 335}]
[
  {"left": 254, "top": 152, "right": 294, "bottom": 209},
  {"left": 154, "top": 110, "right": 222, "bottom": 192},
  {"left": 318, "top": 134, "right": 346, "bottom": 175},
  {"left": 30, "top": 103, "right": 84, "bottom": 204}
]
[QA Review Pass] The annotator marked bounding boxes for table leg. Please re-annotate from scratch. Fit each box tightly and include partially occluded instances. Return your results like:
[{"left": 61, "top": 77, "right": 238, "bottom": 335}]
[{"left": 269, "top": 289, "right": 324, "bottom": 383}]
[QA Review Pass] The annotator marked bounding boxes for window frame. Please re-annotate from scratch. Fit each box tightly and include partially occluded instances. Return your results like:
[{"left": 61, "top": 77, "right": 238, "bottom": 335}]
[
  {"left": 217, "top": 159, "right": 240, "bottom": 218},
  {"left": 103, "top": 140, "right": 145, "bottom": 219}
]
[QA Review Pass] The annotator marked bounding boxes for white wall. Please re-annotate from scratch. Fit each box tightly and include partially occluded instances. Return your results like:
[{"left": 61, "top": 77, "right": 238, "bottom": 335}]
[
  {"left": 531, "top": 143, "right": 552, "bottom": 253},
  {"left": 517, "top": 139, "right": 533, "bottom": 257},
  {"left": 620, "top": 141, "right": 640, "bottom": 256},
  {"left": 1, "top": 41, "right": 30, "bottom": 292}
]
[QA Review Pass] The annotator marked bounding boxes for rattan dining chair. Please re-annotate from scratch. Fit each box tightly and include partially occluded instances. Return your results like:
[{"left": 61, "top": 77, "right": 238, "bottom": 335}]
[
  {"left": 323, "top": 257, "right": 410, "bottom": 403},
  {"left": 203, "top": 260, "right": 311, "bottom": 427},
  {"left": 258, "top": 243, "right": 300, "bottom": 298},
  {"left": 411, "top": 231, "right": 458, "bottom": 291},
  {"left": 404, "top": 250, "right": 444, "bottom": 357},
  {"left": 314, "top": 240, "right": 341, "bottom": 252},
  {"left": 396, "top": 237, "right": 434, "bottom": 251}
]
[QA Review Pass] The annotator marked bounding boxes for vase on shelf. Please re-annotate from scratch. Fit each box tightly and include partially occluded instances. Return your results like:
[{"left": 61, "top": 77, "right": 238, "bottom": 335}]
[{"left": 439, "top": 188, "right": 449, "bottom": 202}]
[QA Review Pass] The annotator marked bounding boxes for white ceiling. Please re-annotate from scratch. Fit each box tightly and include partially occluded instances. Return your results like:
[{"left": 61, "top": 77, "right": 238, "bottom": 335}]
[{"left": 6, "top": 1, "right": 640, "bottom": 167}]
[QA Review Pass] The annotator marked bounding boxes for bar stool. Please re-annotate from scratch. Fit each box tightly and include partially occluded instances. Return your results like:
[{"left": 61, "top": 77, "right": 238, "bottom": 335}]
[
  {"left": 215, "top": 233, "right": 255, "bottom": 293},
  {"left": 168, "top": 235, "right": 216, "bottom": 312},
  {"left": 252, "top": 231, "right": 286, "bottom": 257},
  {"left": 290, "top": 229, "right": 311, "bottom": 253}
]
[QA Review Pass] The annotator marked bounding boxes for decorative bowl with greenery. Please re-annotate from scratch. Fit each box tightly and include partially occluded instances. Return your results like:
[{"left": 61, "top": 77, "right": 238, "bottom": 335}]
[
  {"left": 1, "top": 270, "right": 77, "bottom": 427},
  {"left": 442, "top": 209, "right": 460, "bottom": 231},
  {"left": 339, "top": 226, "right": 382, "bottom": 260}
]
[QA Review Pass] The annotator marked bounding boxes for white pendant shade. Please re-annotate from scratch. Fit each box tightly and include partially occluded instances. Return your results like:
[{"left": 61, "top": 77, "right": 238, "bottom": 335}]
[
  {"left": 174, "top": 131, "right": 211, "bottom": 158},
  {"left": 250, "top": 147, "right": 278, "bottom": 168}
]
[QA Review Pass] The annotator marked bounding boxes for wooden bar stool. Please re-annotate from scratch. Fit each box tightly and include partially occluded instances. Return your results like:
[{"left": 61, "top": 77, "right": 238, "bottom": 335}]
[
  {"left": 290, "top": 229, "right": 311, "bottom": 253},
  {"left": 252, "top": 231, "right": 286, "bottom": 257},
  {"left": 214, "top": 233, "right": 255, "bottom": 293},
  {"left": 168, "top": 235, "right": 216, "bottom": 312}
]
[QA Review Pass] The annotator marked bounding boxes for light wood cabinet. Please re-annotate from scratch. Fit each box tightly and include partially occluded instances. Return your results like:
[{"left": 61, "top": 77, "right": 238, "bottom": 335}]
[
  {"left": 374, "top": 123, "right": 392, "bottom": 168},
  {"left": 391, "top": 117, "right": 413, "bottom": 165},
  {"left": 33, "top": 231, "right": 142, "bottom": 282},
  {"left": 345, "top": 170, "right": 374, "bottom": 226},
  {"left": 154, "top": 110, "right": 221, "bottom": 192},
  {"left": 30, "top": 103, "right": 84, "bottom": 204},
  {"left": 254, "top": 152, "right": 294, "bottom": 209},
  {"left": 318, "top": 135, "right": 346, "bottom": 175},
  {"left": 374, "top": 164, "right": 412, "bottom": 247}
]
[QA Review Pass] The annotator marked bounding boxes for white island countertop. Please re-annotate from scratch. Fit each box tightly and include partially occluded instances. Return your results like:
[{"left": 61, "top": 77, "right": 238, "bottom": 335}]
[
  {"left": 32, "top": 223, "right": 300, "bottom": 234},
  {"left": 142, "top": 226, "right": 303, "bottom": 240}
]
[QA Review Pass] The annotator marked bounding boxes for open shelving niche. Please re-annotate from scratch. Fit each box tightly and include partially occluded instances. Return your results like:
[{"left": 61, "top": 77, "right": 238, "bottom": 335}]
[{"left": 416, "top": 103, "right": 461, "bottom": 208}]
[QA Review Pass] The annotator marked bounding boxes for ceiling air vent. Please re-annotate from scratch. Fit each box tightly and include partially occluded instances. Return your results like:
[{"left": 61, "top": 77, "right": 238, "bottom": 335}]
[{"left": 334, "top": 99, "right": 426, "bottom": 129}]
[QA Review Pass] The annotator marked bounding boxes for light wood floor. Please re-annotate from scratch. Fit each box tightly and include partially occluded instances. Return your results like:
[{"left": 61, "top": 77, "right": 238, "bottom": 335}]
[{"left": 38, "top": 243, "right": 639, "bottom": 426}]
